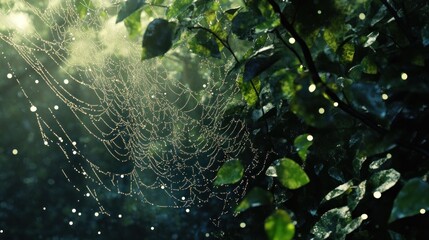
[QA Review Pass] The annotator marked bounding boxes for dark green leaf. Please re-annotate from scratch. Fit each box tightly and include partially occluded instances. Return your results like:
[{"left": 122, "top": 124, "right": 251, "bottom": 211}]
[
  {"left": 214, "top": 159, "right": 244, "bottom": 186},
  {"left": 368, "top": 168, "right": 400, "bottom": 194},
  {"left": 361, "top": 56, "right": 378, "bottom": 74},
  {"left": 116, "top": 0, "right": 146, "bottom": 23},
  {"left": 339, "top": 43, "right": 355, "bottom": 62},
  {"left": 166, "top": 0, "right": 193, "bottom": 19},
  {"left": 141, "top": 19, "right": 176, "bottom": 60},
  {"left": 294, "top": 134, "right": 313, "bottom": 162},
  {"left": 275, "top": 158, "right": 310, "bottom": 189},
  {"left": 231, "top": 11, "right": 263, "bottom": 40},
  {"left": 235, "top": 187, "right": 273, "bottom": 214},
  {"left": 265, "top": 210, "right": 295, "bottom": 240},
  {"left": 389, "top": 178, "right": 429, "bottom": 223},
  {"left": 243, "top": 54, "right": 281, "bottom": 82},
  {"left": 124, "top": 9, "right": 142, "bottom": 39},
  {"left": 344, "top": 82, "right": 386, "bottom": 119},
  {"left": 188, "top": 29, "right": 221, "bottom": 58},
  {"left": 75, "top": 0, "right": 94, "bottom": 19}
]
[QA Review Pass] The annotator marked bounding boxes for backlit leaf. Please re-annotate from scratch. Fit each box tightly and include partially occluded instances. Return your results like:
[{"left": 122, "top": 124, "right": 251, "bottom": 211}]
[
  {"left": 188, "top": 29, "right": 221, "bottom": 58},
  {"left": 368, "top": 168, "right": 400, "bottom": 193},
  {"left": 237, "top": 76, "right": 260, "bottom": 107},
  {"left": 294, "top": 134, "right": 313, "bottom": 162},
  {"left": 214, "top": 159, "right": 244, "bottom": 186},
  {"left": 265, "top": 210, "right": 295, "bottom": 240},
  {"left": 275, "top": 158, "right": 310, "bottom": 189},
  {"left": 166, "top": 0, "right": 193, "bottom": 19},
  {"left": 124, "top": 9, "right": 142, "bottom": 39},
  {"left": 322, "top": 180, "right": 353, "bottom": 203},
  {"left": 235, "top": 187, "right": 273, "bottom": 214}
]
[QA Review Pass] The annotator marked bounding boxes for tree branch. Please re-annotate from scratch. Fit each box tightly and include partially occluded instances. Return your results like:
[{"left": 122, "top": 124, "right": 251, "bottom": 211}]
[{"left": 379, "top": 0, "right": 415, "bottom": 43}]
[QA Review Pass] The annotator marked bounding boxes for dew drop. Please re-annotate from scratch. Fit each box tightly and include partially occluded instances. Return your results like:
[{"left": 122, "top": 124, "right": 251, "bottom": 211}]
[
  {"left": 318, "top": 108, "right": 325, "bottom": 114},
  {"left": 69, "top": 221, "right": 73, "bottom": 226},
  {"left": 420, "top": 208, "right": 426, "bottom": 214},
  {"left": 7, "top": 73, "right": 13, "bottom": 79},
  {"left": 72, "top": 141, "right": 77, "bottom": 146},
  {"left": 78, "top": 212, "right": 82, "bottom": 216},
  {"left": 72, "top": 208, "right": 76, "bottom": 213},
  {"left": 12, "top": 149, "right": 18, "bottom": 155},
  {"left": 333, "top": 102, "right": 339, "bottom": 107},
  {"left": 54, "top": 105, "right": 59, "bottom": 110},
  {"left": 373, "top": 191, "right": 382, "bottom": 199},
  {"left": 181, "top": 196, "right": 186, "bottom": 201},
  {"left": 64, "top": 79, "right": 69, "bottom": 84},
  {"left": 160, "top": 185, "right": 165, "bottom": 189},
  {"left": 307, "top": 135, "right": 314, "bottom": 141},
  {"left": 240, "top": 222, "right": 246, "bottom": 228},
  {"left": 120, "top": 174, "right": 124, "bottom": 178},
  {"left": 381, "top": 94, "right": 388, "bottom": 100},
  {"left": 317, "top": 10, "right": 322, "bottom": 14},
  {"left": 386, "top": 153, "right": 392, "bottom": 159},
  {"left": 35, "top": 79, "right": 39, "bottom": 84},
  {"left": 97, "top": 231, "right": 101, "bottom": 235},
  {"left": 0, "top": 230, "right": 3, "bottom": 233},
  {"left": 308, "top": 84, "right": 316, "bottom": 93},
  {"left": 86, "top": 193, "right": 90, "bottom": 197},
  {"left": 361, "top": 213, "right": 368, "bottom": 220},
  {"left": 43, "top": 207, "right": 46, "bottom": 210},
  {"left": 94, "top": 212, "right": 99, "bottom": 217},
  {"left": 205, "top": 233, "right": 210, "bottom": 238},
  {"left": 401, "top": 72, "right": 408, "bottom": 80},
  {"left": 44, "top": 140, "right": 49, "bottom": 146},
  {"left": 118, "top": 214, "right": 122, "bottom": 218},
  {"left": 150, "top": 226, "right": 155, "bottom": 231},
  {"left": 288, "top": 37, "right": 296, "bottom": 44},
  {"left": 185, "top": 208, "right": 190, "bottom": 213},
  {"left": 359, "top": 13, "right": 366, "bottom": 20}
]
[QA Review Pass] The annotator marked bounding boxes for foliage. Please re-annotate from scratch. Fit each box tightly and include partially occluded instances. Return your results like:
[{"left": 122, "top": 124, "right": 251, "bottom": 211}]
[{"left": 118, "top": 0, "right": 429, "bottom": 238}]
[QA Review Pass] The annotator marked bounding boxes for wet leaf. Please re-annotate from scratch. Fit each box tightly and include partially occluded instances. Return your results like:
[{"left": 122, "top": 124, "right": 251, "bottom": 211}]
[
  {"left": 116, "top": 0, "right": 146, "bottom": 23},
  {"left": 265, "top": 210, "right": 295, "bottom": 240},
  {"left": 363, "top": 32, "right": 379, "bottom": 47},
  {"left": 311, "top": 206, "right": 362, "bottom": 240},
  {"left": 344, "top": 82, "right": 386, "bottom": 119},
  {"left": 322, "top": 180, "right": 353, "bottom": 203},
  {"left": 369, "top": 168, "right": 400, "bottom": 193},
  {"left": 237, "top": 76, "right": 260, "bottom": 107},
  {"left": 231, "top": 11, "right": 263, "bottom": 39},
  {"left": 294, "top": 134, "right": 313, "bottom": 162},
  {"left": 141, "top": 19, "right": 176, "bottom": 60},
  {"left": 389, "top": 178, "right": 429, "bottom": 223},
  {"left": 235, "top": 187, "right": 273, "bottom": 214},
  {"left": 214, "top": 159, "right": 244, "bottom": 186},
  {"left": 348, "top": 180, "right": 366, "bottom": 210},
  {"left": 275, "top": 158, "right": 310, "bottom": 189},
  {"left": 361, "top": 56, "right": 378, "bottom": 74}
]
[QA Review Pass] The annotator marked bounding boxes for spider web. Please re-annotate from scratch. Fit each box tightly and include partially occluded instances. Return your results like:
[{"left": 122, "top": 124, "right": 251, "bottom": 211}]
[{"left": 0, "top": 0, "right": 265, "bottom": 213}]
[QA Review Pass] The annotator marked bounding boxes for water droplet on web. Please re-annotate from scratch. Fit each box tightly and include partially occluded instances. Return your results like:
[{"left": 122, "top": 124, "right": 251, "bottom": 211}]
[
  {"left": 308, "top": 84, "right": 316, "bottom": 93},
  {"left": 85, "top": 193, "right": 90, "bottom": 197},
  {"left": 401, "top": 72, "right": 408, "bottom": 80},
  {"left": 63, "top": 79, "right": 69, "bottom": 84},
  {"left": 72, "top": 150, "right": 77, "bottom": 155},
  {"left": 317, "top": 10, "right": 322, "bottom": 14},
  {"left": 288, "top": 37, "right": 296, "bottom": 44},
  {"left": 97, "top": 231, "right": 101, "bottom": 235},
  {"left": 78, "top": 212, "right": 82, "bottom": 216},
  {"left": 72, "top": 141, "right": 77, "bottom": 146},
  {"left": 54, "top": 105, "right": 59, "bottom": 110},
  {"left": 203, "top": 84, "right": 207, "bottom": 88},
  {"left": 69, "top": 221, "right": 73, "bottom": 226},
  {"left": 181, "top": 196, "right": 186, "bottom": 200},
  {"left": 185, "top": 208, "right": 190, "bottom": 213},
  {"left": 7, "top": 73, "right": 13, "bottom": 79},
  {"left": 94, "top": 212, "right": 99, "bottom": 217},
  {"left": 150, "top": 226, "right": 155, "bottom": 231},
  {"left": 318, "top": 108, "right": 325, "bottom": 114},
  {"left": 420, "top": 208, "right": 426, "bottom": 214},
  {"left": 118, "top": 214, "right": 122, "bottom": 218},
  {"left": 35, "top": 79, "right": 39, "bottom": 84},
  {"left": 58, "top": 137, "right": 63, "bottom": 142},
  {"left": 360, "top": 213, "right": 368, "bottom": 220},
  {"left": 359, "top": 13, "right": 366, "bottom": 20},
  {"left": 306, "top": 135, "right": 313, "bottom": 141},
  {"left": 205, "top": 233, "right": 210, "bottom": 238},
  {"left": 240, "top": 222, "right": 246, "bottom": 228},
  {"left": 120, "top": 174, "right": 124, "bottom": 178},
  {"left": 12, "top": 149, "right": 18, "bottom": 155},
  {"left": 44, "top": 140, "right": 49, "bottom": 146},
  {"left": 72, "top": 208, "right": 76, "bottom": 213},
  {"left": 381, "top": 93, "right": 388, "bottom": 100},
  {"left": 42, "top": 207, "right": 46, "bottom": 210}
]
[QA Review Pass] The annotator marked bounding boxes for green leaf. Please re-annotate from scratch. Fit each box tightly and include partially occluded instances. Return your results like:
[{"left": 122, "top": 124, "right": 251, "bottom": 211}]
[
  {"left": 116, "top": 0, "right": 146, "bottom": 23},
  {"left": 339, "top": 42, "right": 355, "bottom": 62},
  {"left": 166, "top": 0, "right": 193, "bottom": 19},
  {"left": 389, "top": 178, "right": 429, "bottom": 223},
  {"left": 243, "top": 54, "right": 281, "bottom": 82},
  {"left": 237, "top": 76, "right": 260, "bottom": 107},
  {"left": 363, "top": 31, "right": 379, "bottom": 47},
  {"left": 235, "top": 187, "right": 273, "bottom": 214},
  {"left": 344, "top": 82, "right": 386, "bottom": 119},
  {"left": 231, "top": 11, "right": 263, "bottom": 40},
  {"left": 293, "top": 134, "right": 313, "bottom": 162},
  {"left": 141, "top": 19, "right": 176, "bottom": 60},
  {"left": 368, "top": 168, "right": 400, "bottom": 193},
  {"left": 188, "top": 29, "right": 221, "bottom": 58},
  {"left": 265, "top": 210, "right": 295, "bottom": 240},
  {"left": 322, "top": 180, "right": 353, "bottom": 203},
  {"left": 311, "top": 206, "right": 363, "bottom": 240},
  {"left": 124, "top": 9, "right": 142, "bottom": 39},
  {"left": 361, "top": 56, "right": 378, "bottom": 74},
  {"left": 347, "top": 180, "right": 366, "bottom": 210},
  {"left": 75, "top": 0, "right": 94, "bottom": 19},
  {"left": 214, "top": 159, "right": 244, "bottom": 186},
  {"left": 275, "top": 158, "right": 310, "bottom": 189}
]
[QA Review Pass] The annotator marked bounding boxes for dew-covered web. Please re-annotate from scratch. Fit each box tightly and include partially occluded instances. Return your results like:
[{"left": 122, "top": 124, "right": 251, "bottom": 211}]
[{"left": 0, "top": 0, "right": 264, "bottom": 214}]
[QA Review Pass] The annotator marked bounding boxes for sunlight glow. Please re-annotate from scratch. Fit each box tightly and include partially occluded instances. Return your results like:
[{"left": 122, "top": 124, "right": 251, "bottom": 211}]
[{"left": 373, "top": 191, "right": 382, "bottom": 199}]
